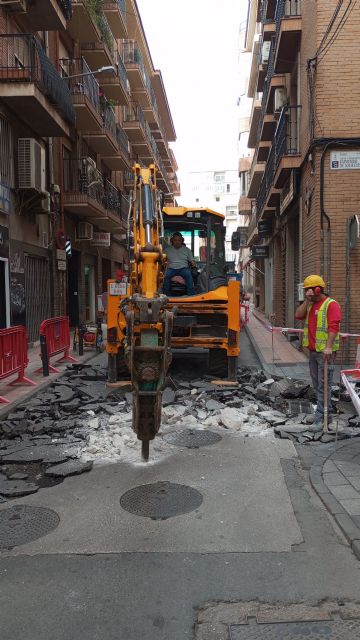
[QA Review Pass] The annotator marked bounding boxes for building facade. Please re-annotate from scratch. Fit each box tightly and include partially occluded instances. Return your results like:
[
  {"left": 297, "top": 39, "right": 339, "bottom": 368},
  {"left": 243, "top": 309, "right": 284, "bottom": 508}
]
[
  {"left": 0, "top": 0, "right": 179, "bottom": 341},
  {"left": 245, "top": 0, "right": 360, "bottom": 352}
]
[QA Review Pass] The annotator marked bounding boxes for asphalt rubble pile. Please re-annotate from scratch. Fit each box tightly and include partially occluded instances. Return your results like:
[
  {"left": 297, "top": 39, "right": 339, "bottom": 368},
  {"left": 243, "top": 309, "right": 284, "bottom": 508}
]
[{"left": 0, "top": 361, "right": 359, "bottom": 500}]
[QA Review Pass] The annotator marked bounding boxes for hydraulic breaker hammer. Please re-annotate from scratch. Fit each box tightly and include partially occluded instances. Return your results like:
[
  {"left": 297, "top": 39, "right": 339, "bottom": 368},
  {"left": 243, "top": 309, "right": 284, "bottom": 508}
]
[{"left": 121, "top": 164, "right": 173, "bottom": 460}]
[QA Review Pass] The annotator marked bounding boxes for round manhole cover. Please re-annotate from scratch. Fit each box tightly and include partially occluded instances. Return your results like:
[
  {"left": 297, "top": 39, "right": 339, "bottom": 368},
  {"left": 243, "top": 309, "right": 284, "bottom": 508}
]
[
  {"left": 163, "top": 428, "right": 222, "bottom": 449},
  {"left": 0, "top": 505, "right": 60, "bottom": 549},
  {"left": 120, "top": 481, "right": 203, "bottom": 519}
]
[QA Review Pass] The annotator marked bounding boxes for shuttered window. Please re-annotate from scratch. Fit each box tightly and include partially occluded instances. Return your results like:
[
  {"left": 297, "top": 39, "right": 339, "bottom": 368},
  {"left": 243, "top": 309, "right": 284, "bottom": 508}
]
[{"left": 0, "top": 115, "right": 13, "bottom": 187}]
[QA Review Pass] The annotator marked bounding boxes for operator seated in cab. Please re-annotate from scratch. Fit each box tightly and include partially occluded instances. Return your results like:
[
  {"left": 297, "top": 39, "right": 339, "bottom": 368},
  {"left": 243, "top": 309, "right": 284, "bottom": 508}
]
[{"left": 163, "top": 232, "right": 196, "bottom": 297}]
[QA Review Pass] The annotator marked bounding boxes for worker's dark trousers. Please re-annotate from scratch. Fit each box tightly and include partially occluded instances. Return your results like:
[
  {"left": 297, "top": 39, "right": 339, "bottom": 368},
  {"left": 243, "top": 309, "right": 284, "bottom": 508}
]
[{"left": 309, "top": 351, "right": 336, "bottom": 422}]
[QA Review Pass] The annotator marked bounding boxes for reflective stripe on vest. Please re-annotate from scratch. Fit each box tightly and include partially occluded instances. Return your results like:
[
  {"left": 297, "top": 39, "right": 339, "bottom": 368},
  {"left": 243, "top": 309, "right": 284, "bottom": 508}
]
[{"left": 303, "top": 298, "right": 340, "bottom": 352}]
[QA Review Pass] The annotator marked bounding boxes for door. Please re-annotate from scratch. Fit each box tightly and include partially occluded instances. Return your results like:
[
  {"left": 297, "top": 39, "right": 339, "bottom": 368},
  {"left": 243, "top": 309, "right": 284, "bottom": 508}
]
[
  {"left": 67, "top": 250, "right": 80, "bottom": 327},
  {"left": 24, "top": 254, "right": 51, "bottom": 342},
  {"left": 84, "top": 263, "right": 95, "bottom": 322},
  {"left": 0, "top": 258, "right": 10, "bottom": 328}
]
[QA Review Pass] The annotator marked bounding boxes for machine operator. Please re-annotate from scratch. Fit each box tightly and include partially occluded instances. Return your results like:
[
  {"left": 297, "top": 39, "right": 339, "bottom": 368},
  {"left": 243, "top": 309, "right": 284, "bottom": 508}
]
[{"left": 163, "top": 232, "right": 196, "bottom": 297}]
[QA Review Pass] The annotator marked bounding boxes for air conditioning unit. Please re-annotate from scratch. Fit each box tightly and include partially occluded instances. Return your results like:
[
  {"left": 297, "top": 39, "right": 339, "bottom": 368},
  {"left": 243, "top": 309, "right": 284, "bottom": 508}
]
[
  {"left": 18, "top": 138, "right": 46, "bottom": 192},
  {"left": 261, "top": 41, "right": 271, "bottom": 64},
  {"left": 0, "top": 0, "right": 26, "bottom": 12},
  {"left": 76, "top": 221, "right": 93, "bottom": 241},
  {"left": 274, "top": 87, "right": 287, "bottom": 112}
]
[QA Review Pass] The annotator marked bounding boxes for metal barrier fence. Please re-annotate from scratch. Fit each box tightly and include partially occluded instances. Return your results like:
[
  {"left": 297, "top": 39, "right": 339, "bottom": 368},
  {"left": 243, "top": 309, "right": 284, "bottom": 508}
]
[
  {"left": 37, "top": 316, "right": 77, "bottom": 375},
  {"left": 0, "top": 326, "right": 36, "bottom": 404}
]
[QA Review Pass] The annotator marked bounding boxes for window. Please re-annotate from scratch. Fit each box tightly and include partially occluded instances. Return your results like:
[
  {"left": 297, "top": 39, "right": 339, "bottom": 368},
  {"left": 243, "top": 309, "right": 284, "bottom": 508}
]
[
  {"left": 0, "top": 116, "right": 14, "bottom": 188},
  {"left": 226, "top": 184, "right": 230, "bottom": 193},
  {"left": 240, "top": 171, "right": 249, "bottom": 197},
  {"left": 214, "top": 172, "right": 225, "bottom": 183},
  {"left": 215, "top": 196, "right": 220, "bottom": 202},
  {"left": 226, "top": 207, "right": 237, "bottom": 218}
]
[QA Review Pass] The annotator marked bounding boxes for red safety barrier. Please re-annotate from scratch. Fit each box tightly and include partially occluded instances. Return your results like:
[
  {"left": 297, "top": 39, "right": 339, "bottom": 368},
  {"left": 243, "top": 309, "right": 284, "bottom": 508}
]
[
  {"left": 240, "top": 303, "right": 249, "bottom": 326},
  {"left": 36, "top": 316, "right": 77, "bottom": 374},
  {"left": 0, "top": 326, "right": 36, "bottom": 403}
]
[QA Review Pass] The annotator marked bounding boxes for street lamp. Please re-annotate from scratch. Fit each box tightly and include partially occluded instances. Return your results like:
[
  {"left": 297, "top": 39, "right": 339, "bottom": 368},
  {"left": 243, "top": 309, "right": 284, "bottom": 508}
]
[{"left": 64, "top": 65, "right": 115, "bottom": 80}]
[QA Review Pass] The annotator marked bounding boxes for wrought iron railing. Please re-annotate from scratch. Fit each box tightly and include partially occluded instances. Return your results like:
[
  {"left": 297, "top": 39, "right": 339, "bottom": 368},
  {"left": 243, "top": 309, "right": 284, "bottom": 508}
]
[
  {"left": 124, "top": 100, "right": 145, "bottom": 127},
  {"left": 63, "top": 157, "right": 105, "bottom": 206},
  {"left": 101, "top": 101, "right": 116, "bottom": 139},
  {"left": 0, "top": 34, "right": 75, "bottom": 126},
  {"left": 104, "top": 179, "right": 120, "bottom": 214},
  {"left": 96, "top": 13, "right": 114, "bottom": 55},
  {"left": 58, "top": 0, "right": 72, "bottom": 19},
  {"left": 256, "top": 105, "right": 300, "bottom": 217},
  {"left": 116, "top": 124, "right": 130, "bottom": 157},
  {"left": 61, "top": 57, "right": 100, "bottom": 113},
  {"left": 122, "top": 39, "right": 144, "bottom": 68},
  {"left": 114, "top": 50, "right": 129, "bottom": 94},
  {"left": 256, "top": 35, "right": 275, "bottom": 144}
]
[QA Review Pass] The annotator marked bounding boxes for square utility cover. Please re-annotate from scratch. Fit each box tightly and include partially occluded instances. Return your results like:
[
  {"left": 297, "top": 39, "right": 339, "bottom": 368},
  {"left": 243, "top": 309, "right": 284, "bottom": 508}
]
[{"left": 230, "top": 619, "right": 360, "bottom": 639}]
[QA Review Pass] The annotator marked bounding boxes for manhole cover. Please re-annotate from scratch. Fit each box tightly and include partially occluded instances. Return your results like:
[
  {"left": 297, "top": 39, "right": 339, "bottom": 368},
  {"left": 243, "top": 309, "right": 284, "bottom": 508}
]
[
  {"left": 120, "top": 481, "right": 203, "bottom": 519},
  {"left": 0, "top": 505, "right": 60, "bottom": 549},
  {"left": 163, "top": 428, "right": 222, "bottom": 448},
  {"left": 230, "top": 619, "right": 360, "bottom": 639},
  {"left": 287, "top": 399, "right": 314, "bottom": 416}
]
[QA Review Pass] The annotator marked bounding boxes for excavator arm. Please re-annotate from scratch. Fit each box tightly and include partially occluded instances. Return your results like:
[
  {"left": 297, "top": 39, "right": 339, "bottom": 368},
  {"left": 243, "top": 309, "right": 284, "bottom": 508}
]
[{"left": 120, "top": 164, "right": 173, "bottom": 460}]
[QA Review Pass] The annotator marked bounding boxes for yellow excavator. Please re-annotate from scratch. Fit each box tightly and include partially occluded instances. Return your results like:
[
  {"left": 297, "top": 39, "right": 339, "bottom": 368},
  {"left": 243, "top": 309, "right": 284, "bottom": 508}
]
[{"left": 106, "top": 164, "right": 241, "bottom": 460}]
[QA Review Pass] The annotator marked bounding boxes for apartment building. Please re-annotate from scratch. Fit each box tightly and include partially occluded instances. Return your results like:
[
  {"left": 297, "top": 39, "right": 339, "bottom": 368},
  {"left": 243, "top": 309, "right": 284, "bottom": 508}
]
[
  {"left": 245, "top": 0, "right": 360, "bottom": 349},
  {"left": 0, "top": 0, "right": 179, "bottom": 341}
]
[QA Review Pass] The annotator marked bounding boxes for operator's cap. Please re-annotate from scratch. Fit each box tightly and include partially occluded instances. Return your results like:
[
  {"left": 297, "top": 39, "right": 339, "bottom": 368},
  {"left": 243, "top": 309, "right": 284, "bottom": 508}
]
[{"left": 303, "top": 274, "right": 326, "bottom": 289}]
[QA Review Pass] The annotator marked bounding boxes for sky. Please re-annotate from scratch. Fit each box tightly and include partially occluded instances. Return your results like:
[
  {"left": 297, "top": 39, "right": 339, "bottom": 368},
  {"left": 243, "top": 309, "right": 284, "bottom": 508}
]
[{"left": 136, "top": 0, "right": 248, "bottom": 196}]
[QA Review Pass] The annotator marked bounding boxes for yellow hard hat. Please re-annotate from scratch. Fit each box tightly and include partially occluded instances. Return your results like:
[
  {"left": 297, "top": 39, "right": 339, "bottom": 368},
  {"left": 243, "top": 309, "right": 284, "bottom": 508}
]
[{"left": 303, "top": 275, "right": 326, "bottom": 289}]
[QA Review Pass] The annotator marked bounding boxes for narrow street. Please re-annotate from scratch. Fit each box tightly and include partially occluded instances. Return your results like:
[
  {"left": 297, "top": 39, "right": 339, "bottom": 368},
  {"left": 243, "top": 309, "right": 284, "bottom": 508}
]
[{"left": 1, "top": 331, "right": 360, "bottom": 640}]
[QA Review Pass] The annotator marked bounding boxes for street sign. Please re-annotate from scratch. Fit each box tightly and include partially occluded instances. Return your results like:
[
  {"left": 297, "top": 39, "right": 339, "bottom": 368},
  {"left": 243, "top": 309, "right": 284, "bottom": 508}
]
[
  {"left": 251, "top": 245, "right": 269, "bottom": 259},
  {"left": 109, "top": 282, "right": 127, "bottom": 296},
  {"left": 331, "top": 150, "right": 360, "bottom": 170},
  {"left": 56, "top": 249, "right": 66, "bottom": 261},
  {"left": 57, "top": 260, "right": 67, "bottom": 271}
]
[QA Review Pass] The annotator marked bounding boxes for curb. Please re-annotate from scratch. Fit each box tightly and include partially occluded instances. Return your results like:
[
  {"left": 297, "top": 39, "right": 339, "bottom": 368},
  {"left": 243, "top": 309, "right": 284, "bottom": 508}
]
[
  {"left": 243, "top": 325, "right": 274, "bottom": 377},
  {"left": 308, "top": 439, "right": 360, "bottom": 559},
  {"left": 0, "top": 350, "right": 99, "bottom": 420}
]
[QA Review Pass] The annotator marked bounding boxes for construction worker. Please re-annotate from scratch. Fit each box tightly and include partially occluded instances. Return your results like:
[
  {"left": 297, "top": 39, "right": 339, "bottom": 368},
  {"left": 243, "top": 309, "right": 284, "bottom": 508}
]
[{"left": 295, "top": 275, "right": 342, "bottom": 431}]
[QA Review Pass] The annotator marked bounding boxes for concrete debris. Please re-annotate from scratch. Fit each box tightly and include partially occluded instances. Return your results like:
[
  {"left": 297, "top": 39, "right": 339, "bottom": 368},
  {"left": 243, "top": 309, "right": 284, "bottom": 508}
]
[
  {"left": 45, "top": 460, "right": 93, "bottom": 478},
  {"left": 162, "top": 387, "right": 176, "bottom": 406}
]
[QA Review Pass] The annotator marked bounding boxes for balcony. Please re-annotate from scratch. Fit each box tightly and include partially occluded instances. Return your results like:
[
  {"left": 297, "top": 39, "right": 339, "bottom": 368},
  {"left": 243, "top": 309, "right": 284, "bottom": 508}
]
[
  {"left": 63, "top": 157, "right": 125, "bottom": 231},
  {"left": 274, "top": 0, "right": 302, "bottom": 73},
  {"left": 26, "top": 0, "right": 72, "bottom": 30},
  {"left": 122, "top": 40, "right": 158, "bottom": 123},
  {"left": 247, "top": 153, "right": 266, "bottom": 199},
  {"left": 99, "top": 51, "right": 130, "bottom": 104},
  {"left": 82, "top": 14, "right": 114, "bottom": 72},
  {"left": 103, "top": 124, "right": 131, "bottom": 171},
  {"left": 103, "top": 0, "right": 127, "bottom": 38},
  {"left": 256, "top": 105, "right": 301, "bottom": 217},
  {"left": 0, "top": 35, "right": 75, "bottom": 136},
  {"left": 68, "top": 0, "right": 100, "bottom": 43},
  {"left": 273, "top": 105, "right": 301, "bottom": 187},
  {"left": 82, "top": 100, "right": 119, "bottom": 157},
  {"left": 123, "top": 102, "right": 156, "bottom": 161},
  {"left": 248, "top": 96, "right": 262, "bottom": 148},
  {"left": 62, "top": 57, "right": 102, "bottom": 132}
]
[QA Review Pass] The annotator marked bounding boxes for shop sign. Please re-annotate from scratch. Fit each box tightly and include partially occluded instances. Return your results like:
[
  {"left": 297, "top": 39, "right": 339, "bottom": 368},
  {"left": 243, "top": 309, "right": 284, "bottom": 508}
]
[
  {"left": 91, "top": 232, "right": 111, "bottom": 247},
  {"left": 56, "top": 249, "right": 66, "bottom": 261},
  {"left": 331, "top": 150, "right": 360, "bottom": 170},
  {"left": 258, "top": 220, "right": 272, "bottom": 237},
  {"left": 251, "top": 245, "right": 269, "bottom": 259},
  {"left": 109, "top": 282, "right": 127, "bottom": 296},
  {"left": 57, "top": 260, "right": 67, "bottom": 271},
  {"left": 0, "top": 183, "right": 10, "bottom": 214}
]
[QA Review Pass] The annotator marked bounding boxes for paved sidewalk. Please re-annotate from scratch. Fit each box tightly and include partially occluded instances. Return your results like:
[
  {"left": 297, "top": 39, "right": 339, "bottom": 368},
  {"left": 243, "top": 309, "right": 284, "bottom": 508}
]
[
  {"left": 0, "top": 337, "right": 99, "bottom": 416},
  {"left": 245, "top": 307, "right": 360, "bottom": 556},
  {"left": 245, "top": 308, "right": 310, "bottom": 380}
]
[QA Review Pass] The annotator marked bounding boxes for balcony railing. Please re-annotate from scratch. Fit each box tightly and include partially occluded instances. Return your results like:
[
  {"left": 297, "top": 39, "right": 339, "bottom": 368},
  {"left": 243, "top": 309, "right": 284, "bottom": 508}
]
[
  {"left": 63, "top": 156, "right": 122, "bottom": 215},
  {"left": 275, "top": 0, "right": 301, "bottom": 24},
  {"left": 256, "top": 35, "right": 275, "bottom": 143},
  {"left": 0, "top": 34, "right": 75, "bottom": 126},
  {"left": 116, "top": 124, "right": 129, "bottom": 156},
  {"left": 59, "top": 0, "right": 72, "bottom": 19},
  {"left": 256, "top": 105, "right": 300, "bottom": 215},
  {"left": 101, "top": 100, "right": 116, "bottom": 138},
  {"left": 96, "top": 13, "right": 114, "bottom": 56},
  {"left": 122, "top": 39, "right": 144, "bottom": 68},
  {"left": 61, "top": 57, "right": 100, "bottom": 112},
  {"left": 115, "top": 51, "right": 129, "bottom": 92}
]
